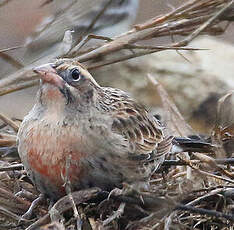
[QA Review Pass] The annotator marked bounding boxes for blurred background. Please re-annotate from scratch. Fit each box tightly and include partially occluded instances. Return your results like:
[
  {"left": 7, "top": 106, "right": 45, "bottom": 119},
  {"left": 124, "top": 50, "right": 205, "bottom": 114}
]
[
  {"left": 0, "top": 0, "right": 234, "bottom": 134},
  {"left": 1, "top": 0, "right": 233, "bottom": 52}
]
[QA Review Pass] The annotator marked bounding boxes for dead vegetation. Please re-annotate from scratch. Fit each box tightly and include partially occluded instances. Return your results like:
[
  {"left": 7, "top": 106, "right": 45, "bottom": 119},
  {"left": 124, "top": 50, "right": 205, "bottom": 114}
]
[{"left": 0, "top": 0, "right": 234, "bottom": 229}]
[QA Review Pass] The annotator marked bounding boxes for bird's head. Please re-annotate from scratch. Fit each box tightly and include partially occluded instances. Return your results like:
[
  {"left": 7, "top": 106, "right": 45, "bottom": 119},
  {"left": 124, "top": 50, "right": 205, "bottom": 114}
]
[{"left": 33, "top": 60, "right": 101, "bottom": 107}]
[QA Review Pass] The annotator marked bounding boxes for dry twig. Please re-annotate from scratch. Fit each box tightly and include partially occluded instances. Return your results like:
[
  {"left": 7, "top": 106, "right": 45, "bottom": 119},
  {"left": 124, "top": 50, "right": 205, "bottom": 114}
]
[
  {"left": 0, "top": 113, "right": 19, "bottom": 132},
  {"left": 0, "top": 0, "right": 233, "bottom": 94}
]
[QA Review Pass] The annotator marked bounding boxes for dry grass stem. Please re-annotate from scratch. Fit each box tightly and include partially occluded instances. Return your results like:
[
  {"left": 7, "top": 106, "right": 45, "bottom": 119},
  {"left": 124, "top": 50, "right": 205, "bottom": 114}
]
[
  {"left": 0, "top": 113, "right": 19, "bottom": 132},
  {"left": 0, "top": 0, "right": 233, "bottom": 94}
]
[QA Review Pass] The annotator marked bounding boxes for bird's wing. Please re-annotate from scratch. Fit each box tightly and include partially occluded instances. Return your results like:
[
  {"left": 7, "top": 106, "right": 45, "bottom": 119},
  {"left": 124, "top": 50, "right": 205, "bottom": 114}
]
[{"left": 103, "top": 88, "right": 166, "bottom": 160}]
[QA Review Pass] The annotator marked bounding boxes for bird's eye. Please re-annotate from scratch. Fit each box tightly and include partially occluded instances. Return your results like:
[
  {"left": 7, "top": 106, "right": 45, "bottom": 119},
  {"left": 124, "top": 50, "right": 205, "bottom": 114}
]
[{"left": 71, "top": 68, "right": 80, "bottom": 81}]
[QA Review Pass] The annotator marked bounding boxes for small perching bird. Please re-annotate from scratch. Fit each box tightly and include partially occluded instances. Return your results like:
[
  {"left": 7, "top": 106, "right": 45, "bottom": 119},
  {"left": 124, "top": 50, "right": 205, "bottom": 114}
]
[{"left": 17, "top": 59, "right": 172, "bottom": 200}]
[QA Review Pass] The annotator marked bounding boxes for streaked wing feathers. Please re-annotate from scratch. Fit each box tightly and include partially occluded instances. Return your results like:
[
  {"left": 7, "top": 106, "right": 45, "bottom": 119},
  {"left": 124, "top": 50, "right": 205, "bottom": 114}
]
[{"left": 103, "top": 88, "right": 164, "bottom": 158}]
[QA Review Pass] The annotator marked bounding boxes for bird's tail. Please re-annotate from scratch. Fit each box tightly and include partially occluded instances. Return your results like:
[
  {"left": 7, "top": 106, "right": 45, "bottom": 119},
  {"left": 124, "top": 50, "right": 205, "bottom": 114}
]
[{"left": 171, "top": 137, "right": 215, "bottom": 153}]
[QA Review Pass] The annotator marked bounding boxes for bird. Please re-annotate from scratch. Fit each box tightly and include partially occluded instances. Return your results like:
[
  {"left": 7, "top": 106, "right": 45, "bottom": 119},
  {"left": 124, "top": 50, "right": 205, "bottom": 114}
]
[
  {"left": 17, "top": 60, "right": 215, "bottom": 200},
  {"left": 17, "top": 59, "right": 173, "bottom": 200}
]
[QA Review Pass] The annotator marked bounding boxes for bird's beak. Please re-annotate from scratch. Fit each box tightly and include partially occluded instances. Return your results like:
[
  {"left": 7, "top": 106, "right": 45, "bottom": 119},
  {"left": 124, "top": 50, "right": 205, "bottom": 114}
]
[{"left": 33, "top": 63, "right": 65, "bottom": 88}]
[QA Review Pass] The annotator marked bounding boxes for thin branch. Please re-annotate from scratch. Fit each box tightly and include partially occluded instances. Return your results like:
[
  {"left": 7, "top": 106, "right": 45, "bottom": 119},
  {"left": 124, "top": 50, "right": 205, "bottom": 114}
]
[
  {"left": 173, "top": 0, "right": 234, "bottom": 47},
  {"left": 0, "top": 113, "right": 19, "bottom": 132},
  {"left": 178, "top": 156, "right": 234, "bottom": 184},
  {"left": 0, "top": 0, "right": 232, "bottom": 95},
  {"left": 0, "top": 45, "right": 23, "bottom": 53},
  {"left": 176, "top": 203, "right": 234, "bottom": 222},
  {"left": 0, "top": 52, "right": 24, "bottom": 69},
  {"left": 0, "top": 163, "right": 23, "bottom": 172},
  {"left": 0, "top": 79, "right": 39, "bottom": 96}
]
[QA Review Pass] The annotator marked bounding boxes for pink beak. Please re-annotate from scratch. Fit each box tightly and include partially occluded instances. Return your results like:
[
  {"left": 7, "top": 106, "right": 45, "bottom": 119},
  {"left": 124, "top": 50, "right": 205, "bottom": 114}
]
[{"left": 33, "top": 63, "right": 65, "bottom": 88}]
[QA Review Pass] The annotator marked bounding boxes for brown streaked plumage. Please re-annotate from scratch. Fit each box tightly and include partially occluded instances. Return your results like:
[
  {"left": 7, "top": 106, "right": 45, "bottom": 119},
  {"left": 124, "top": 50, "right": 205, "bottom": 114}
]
[{"left": 17, "top": 59, "right": 172, "bottom": 199}]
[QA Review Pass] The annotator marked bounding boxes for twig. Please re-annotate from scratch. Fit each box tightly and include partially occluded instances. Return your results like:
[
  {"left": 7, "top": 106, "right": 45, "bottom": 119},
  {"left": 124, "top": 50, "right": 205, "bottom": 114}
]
[
  {"left": 176, "top": 203, "right": 234, "bottom": 222},
  {"left": 0, "top": 113, "right": 19, "bottom": 132},
  {"left": 0, "top": 52, "right": 24, "bottom": 69},
  {"left": 71, "top": 34, "right": 113, "bottom": 56},
  {"left": 27, "top": 188, "right": 100, "bottom": 230},
  {"left": 178, "top": 156, "right": 234, "bottom": 184},
  {"left": 166, "top": 187, "right": 234, "bottom": 228},
  {"left": 103, "top": 191, "right": 175, "bottom": 211},
  {"left": 134, "top": 0, "right": 202, "bottom": 30},
  {"left": 0, "top": 139, "right": 16, "bottom": 147},
  {"left": 0, "top": 47, "right": 204, "bottom": 94},
  {"left": 127, "top": 44, "right": 208, "bottom": 51},
  {"left": 0, "top": 0, "right": 231, "bottom": 94},
  {"left": 25, "top": 213, "right": 51, "bottom": 230},
  {"left": 162, "top": 158, "right": 234, "bottom": 166},
  {"left": 0, "top": 187, "right": 33, "bottom": 213},
  {"left": 0, "top": 79, "right": 39, "bottom": 96},
  {"left": 216, "top": 158, "right": 234, "bottom": 164},
  {"left": 192, "top": 152, "right": 234, "bottom": 179},
  {"left": 173, "top": 0, "right": 234, "bottom": 47},
  {"left": 76, "top": 1, "right": 231, "bottom": 63},
  {"left": 0, "top": 45, "right": 23, "bottom": 53},
  {"left": 186, "top": 187, "right": 232, "bottom": 206},
  {"left": 0, "top": 29, "right": 74, "bottom": 90},
  {"left": 147, "top": 74, "right": 194, "bottom": 136},
  {"left": 0, "top": 133, "right": 17, "bottom": 147},
  {"left": 0, "top": 205, "right": 22, "bottom": 222},
  {"left": 21, "top": 194, "right": 45, "bottom": 220},
  {"left": 0, "top": 163, "right": 23, "bottom": 172},
  {"left": 0, "top": 133, "right": 16, "bottom": 140},
  {"left": 197, "top": 169, "right": 234, "bottom": 184},
  {"left": 87, "top": 46, "right": 207, "bottom": 70}
]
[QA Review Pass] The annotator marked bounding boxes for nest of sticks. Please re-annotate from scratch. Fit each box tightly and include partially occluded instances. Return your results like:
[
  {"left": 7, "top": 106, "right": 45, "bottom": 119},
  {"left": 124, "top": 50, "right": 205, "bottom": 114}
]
[{"left": 0, "top": 0, "right": 234, "bottom": 229}]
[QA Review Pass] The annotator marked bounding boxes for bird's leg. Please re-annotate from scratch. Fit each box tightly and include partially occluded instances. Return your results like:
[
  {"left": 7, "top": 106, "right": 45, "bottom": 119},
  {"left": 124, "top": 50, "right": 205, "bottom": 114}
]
[
  {"left": 49, "top": 155, "right": 76, "bottom": 223},
  {"left": 103, "top": 202, "right": 126, "bottom": 226},
  {"left": 59, "top": 155, "right": 82, "bottom": 227},
  {"left": 104, "top": 183, "right": 141, "bottom": 226}
]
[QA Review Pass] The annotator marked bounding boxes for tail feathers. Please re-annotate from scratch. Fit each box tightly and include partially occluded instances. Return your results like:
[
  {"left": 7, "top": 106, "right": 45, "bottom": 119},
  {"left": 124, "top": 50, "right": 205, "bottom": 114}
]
[{"left": 172, "top": 137, "right": 215, "bottom": 153}]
